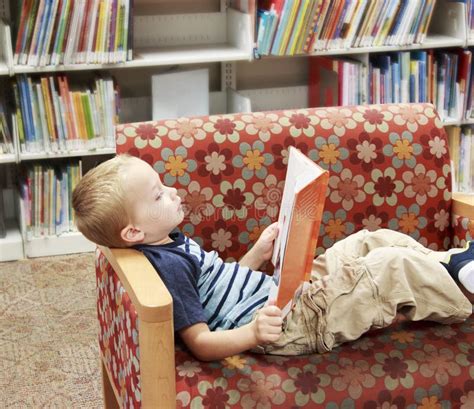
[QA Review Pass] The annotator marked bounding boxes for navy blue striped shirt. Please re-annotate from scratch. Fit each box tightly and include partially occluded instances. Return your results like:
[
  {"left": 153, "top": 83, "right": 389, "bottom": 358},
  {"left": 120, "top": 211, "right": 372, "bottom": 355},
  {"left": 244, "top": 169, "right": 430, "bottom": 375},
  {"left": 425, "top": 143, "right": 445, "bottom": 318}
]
[{"left": 135, "top": 232, "right": 273, "bottom": 331}]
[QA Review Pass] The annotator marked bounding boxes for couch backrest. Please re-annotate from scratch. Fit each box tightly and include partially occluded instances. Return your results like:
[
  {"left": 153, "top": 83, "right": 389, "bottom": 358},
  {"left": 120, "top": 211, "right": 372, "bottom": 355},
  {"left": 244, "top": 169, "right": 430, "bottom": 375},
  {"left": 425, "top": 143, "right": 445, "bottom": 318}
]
[{"left": 116, "top": 103, "right": 453, "bottom": 260}]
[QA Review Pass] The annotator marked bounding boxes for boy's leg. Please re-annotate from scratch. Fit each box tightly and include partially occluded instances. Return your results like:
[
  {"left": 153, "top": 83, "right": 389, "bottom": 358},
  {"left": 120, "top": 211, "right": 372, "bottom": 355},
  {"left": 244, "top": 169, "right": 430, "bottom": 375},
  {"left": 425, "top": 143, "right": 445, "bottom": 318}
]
[
  {"left": 311, "top": 228, "right": 458, "bottom": 280},
  {"left": 265, "top": 242, "right": 472, "bottom": 356}
]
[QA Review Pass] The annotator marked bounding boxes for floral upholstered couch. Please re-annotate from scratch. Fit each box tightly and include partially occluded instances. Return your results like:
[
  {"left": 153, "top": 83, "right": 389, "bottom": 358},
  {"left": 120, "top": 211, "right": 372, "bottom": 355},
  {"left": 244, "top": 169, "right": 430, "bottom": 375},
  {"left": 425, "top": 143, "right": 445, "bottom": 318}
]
[{"left": 96, "top": 103, "right": 474, "bottom": 408}]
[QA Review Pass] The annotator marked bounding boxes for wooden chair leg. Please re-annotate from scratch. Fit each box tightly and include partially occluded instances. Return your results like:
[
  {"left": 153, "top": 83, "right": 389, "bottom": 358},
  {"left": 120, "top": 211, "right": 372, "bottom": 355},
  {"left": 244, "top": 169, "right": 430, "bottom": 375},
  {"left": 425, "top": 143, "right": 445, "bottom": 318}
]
[{"left": 102, "top": 360, "right": 120, "bottom": 409}]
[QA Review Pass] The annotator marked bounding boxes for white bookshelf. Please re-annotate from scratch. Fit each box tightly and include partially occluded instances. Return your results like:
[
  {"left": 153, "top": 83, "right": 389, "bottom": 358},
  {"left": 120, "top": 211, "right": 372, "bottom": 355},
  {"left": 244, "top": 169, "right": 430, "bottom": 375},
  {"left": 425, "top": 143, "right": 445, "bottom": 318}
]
[
  {"left": 19, "top": 148, "right": 116, "bottom": 161},
  {"left": 23, "top": 231, "right": 96, "bottom": 258},
  {"left": 0, "top": 153, "right": 16, "bottom": 164},
  {"left": 0, "top": 220, "right": 23, "bottom": 261}
]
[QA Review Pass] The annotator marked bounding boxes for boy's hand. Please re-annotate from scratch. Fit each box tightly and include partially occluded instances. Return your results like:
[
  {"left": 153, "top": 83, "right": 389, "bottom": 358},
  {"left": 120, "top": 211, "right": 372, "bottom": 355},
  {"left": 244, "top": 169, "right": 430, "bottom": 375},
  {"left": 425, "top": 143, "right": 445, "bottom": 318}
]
[
  {"left": 252, "top": 300, "right": 283, "bottom": 345},
  {"left": 253, "top": 222, "right": 279, "bottom": 262}
]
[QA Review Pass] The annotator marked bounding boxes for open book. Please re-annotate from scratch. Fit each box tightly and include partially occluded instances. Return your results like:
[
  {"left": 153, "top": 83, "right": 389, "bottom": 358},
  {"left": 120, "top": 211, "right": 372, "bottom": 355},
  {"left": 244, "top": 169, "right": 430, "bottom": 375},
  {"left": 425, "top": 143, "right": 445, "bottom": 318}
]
[{"left": 268, "top": 147, "right": 329, "bottom": 316}]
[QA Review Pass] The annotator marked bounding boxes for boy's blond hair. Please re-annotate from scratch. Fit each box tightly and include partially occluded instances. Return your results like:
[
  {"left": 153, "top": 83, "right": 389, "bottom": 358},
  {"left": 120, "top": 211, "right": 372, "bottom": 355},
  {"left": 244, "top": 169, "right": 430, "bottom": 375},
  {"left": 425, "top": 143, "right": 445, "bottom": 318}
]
[{"left": 72, "top": 154, "right": 137, "bottom": 248}]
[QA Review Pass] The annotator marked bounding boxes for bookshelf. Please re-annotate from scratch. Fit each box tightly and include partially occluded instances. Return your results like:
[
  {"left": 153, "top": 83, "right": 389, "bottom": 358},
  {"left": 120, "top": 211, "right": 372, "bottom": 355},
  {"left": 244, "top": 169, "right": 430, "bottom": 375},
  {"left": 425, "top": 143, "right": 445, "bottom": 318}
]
[{"left": 0, "top": 0, "right": 473, "bottom": 260}]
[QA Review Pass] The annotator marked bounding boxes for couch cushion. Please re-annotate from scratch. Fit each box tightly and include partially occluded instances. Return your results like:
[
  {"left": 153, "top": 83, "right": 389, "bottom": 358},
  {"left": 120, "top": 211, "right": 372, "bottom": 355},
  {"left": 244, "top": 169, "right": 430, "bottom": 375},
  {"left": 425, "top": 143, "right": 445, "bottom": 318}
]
[
  {"left": 174, "top": 317, "right": 473, "bottom": 408},
  {"left": 116, "top": 103, "right": 453, "bottom": 261}
]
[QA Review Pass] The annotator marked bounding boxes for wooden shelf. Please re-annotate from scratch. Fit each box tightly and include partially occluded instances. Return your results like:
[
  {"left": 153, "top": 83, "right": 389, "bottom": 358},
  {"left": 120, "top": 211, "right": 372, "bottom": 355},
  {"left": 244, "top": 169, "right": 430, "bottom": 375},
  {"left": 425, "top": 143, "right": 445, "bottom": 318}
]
[
  {"left": 0, "top": 221, "right": 24, "bottom": 261},
  {"left": 0, "top": 153, "right": 16, "bottom": 164},
  {"left": 19, "top": 147, "right": 116, "bottom": 161},
  {"left": 24, "top": 231, "right": 96, "bottom": 258}
]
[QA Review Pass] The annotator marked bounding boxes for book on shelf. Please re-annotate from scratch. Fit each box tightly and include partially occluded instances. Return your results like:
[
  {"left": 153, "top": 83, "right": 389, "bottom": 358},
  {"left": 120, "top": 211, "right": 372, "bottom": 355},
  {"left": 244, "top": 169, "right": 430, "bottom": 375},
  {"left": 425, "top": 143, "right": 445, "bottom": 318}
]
[
  {"left": 447, "top": 125, "right": 474, "bottom": 193},
  {"left": 12, "top": 74, "right": 118, "bottom": 154},
  {"left": 308, "top": 56, "right": 367, "bottom": 107},
  {"left": 366, "top": 49, "right": 474, "bottom": 122},
  {"left": 255, "top": 0, "right": 438, "bottom": 56},
  {"left": 268, "top": 147, "right": 328, "bottom": 316},
  {"left": 13, "top": 0, "right": 134, "bottom": 66},
  {"left": 20, "top": 160, "right": 82, "bottom": 239},
  {"left": 0, "top": 101, "right": 14, "bottom": 155}
]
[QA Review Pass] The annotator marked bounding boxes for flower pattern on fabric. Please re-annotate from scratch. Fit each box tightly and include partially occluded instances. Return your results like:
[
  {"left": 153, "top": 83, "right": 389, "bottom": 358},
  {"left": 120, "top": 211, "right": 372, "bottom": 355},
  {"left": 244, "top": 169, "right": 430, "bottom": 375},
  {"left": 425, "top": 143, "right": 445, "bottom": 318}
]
[
  {"left": 253, "top": 174, "right": 284, "bottom": 219},
  {"left": 329, "top": 169, "right": 366, "bottom": 211},
  {"left": 364, "top": 167, "right": 404, "bottom": 207},
  {"left": 327, "top": 358, "right": 376, "bottom": 399},
  {"left": 353, "top": 106, "right": 394, "bottom": 133},
  {"left": 233, "top": 140, "right": 274, "bottom": 180},
  {"left": 420, "top": 128, "right": 448, "bottom": 169},
  {"left": 281, "top": 364, "right": 331, "bottom": 405},
  {"left": 203, "top": 115, "right": 245, "bottom": 144},
  {"left": 154, "top": 146, "right": 197, "bottom": 186},
  {"left": 212, "top": 179, "right": 254, "bottom": 221},
  {"left": 389, "top": 104, "right": 429, "bottom": 133},
  {"left": 122, "top": 122, "right": 166, "bottom": 149},
  {"left": 412, "top": 344, "right": 462, "bottom": 386},
  {"left": 371, "top": 350, "right": 418, "bottom": 390},
  {"left": 278, "top": 109, "right": 320, "bottom": 137},
  {"left": 321, "top": 209, "right": 355, "bottom": 250},
  {"left": 388, "top": 204, "right": 427, "bottom": 239},
  {"left": 237, "top": 371, "right": 286, "bottom": 408},
  {"left": 313, "top": 135, "right": 349, "bottom": 173},
  {"left": 241, "top": 112, "right": 283, "bottom": 142},
  {"left": 384, "top": 131, "right": 422, "bottom": 169},
  {"left": 353, "top": 205, "right": 389, "bottom": 231},
  {"left": 402, "top": 164, "right": 439, "bottom": 206},
  {"left": 195, "top": 142, "right": 234, "bottom": 185},
  {"left": 316, "top": 107, "right": 357, "bottom": 137},
  {"left": 201, "top": 220, "right": 240, "bottom": 259},
  {"left": 165, "top": 118, "right": 207, "bottom": 148},
  {"left": 363, "top": 390, "right": 406, "bottom": 409},
  {"left": 271, "top": 137, "right": 310, "bottom": 170},
  {"left": 347, "top": 131, "right": 385, "bottom": 172},
  {"left": 178, "top": 181, "right": 215, "bottom": 225}
]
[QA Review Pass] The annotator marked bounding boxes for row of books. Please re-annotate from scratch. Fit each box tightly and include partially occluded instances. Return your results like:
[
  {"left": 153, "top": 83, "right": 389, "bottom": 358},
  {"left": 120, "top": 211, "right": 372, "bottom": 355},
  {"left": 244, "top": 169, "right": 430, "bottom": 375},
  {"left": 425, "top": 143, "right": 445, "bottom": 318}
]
[
  {"left": 256, "top": 0, "right": 438, "bottom": 56},
  {"left": 309, "top": 56, "right": 367, "bottom": 107},
  {"left": 13, "top": 0, "right": 134, "bottom": 66},
  {"left": 447, "top": 126, "right": 474, "bottom": 193},
  {"left": 369, "top": 49, "right": 474, "bottom": 122},
  {"left": 309, "top": 49, "right": 474, "bottom": 122},
  {"left": 0, "top": 102, "right": 14, "bottom": 155},
  {"left": 20, "top": 161, "right": 82, "bottom": 238},
  {"left": 13, "top": 74, "right": 118, "bottom": 154}
]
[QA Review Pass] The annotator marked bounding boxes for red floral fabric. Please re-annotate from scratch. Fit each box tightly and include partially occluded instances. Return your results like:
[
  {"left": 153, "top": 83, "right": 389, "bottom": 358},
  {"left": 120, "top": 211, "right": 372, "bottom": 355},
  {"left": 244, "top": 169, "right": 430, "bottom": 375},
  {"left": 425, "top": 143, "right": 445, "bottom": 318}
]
[
  {"left": 96, "top": 103, "right": 473, "bottom": 407},
  {"left": 96, "top": 249, "right": 141, "bottom": 407}
]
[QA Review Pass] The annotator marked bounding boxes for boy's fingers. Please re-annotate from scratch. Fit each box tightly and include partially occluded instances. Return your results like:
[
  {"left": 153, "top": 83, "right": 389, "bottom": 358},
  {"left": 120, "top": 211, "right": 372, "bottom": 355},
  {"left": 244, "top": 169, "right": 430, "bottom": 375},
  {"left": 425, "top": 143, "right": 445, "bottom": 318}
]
[
  {"left": 267, "top": 299, "right": 277, "bottom": 306},
  {"left": 264, "top": 305, "right": 282, "bottom": 317}
]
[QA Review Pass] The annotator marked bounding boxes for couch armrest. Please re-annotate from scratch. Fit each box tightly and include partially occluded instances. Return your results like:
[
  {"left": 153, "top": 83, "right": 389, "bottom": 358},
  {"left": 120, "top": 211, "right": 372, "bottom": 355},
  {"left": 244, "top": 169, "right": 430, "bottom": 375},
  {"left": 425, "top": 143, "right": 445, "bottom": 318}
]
[
  {"left": 99, "top": 246, "right": 173, "bottom": 323},
  {"left": 98, "top": 246, "right": 176, "bottom": 408},
  {"left": 452, "top": 193, "right": 474, "bottom": 220}
]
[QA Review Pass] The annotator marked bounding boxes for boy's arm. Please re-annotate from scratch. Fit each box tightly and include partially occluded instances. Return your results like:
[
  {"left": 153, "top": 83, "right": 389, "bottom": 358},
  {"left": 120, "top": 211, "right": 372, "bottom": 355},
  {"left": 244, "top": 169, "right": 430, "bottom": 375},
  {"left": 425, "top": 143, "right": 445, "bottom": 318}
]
[
  {"left": 179, "top": 302, "right": 283, "bottom": 361},
  {"left": 239, "top": 222, "right": 279, "bottom": 271}
]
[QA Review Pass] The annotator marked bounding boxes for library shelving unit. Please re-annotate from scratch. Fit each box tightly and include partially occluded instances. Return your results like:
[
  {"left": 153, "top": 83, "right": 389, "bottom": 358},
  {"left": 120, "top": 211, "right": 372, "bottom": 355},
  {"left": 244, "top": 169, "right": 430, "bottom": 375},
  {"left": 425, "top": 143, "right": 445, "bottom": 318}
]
[{"left": 0, "top": 0, "right": 473, "bottom": 260}]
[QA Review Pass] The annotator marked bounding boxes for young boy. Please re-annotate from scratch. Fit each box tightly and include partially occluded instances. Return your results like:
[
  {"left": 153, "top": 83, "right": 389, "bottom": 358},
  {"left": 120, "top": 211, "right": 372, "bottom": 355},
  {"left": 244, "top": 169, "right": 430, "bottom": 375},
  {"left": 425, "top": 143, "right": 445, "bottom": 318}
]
[{"left": 73, "top": 154, "right": 473, "bottom": 361}]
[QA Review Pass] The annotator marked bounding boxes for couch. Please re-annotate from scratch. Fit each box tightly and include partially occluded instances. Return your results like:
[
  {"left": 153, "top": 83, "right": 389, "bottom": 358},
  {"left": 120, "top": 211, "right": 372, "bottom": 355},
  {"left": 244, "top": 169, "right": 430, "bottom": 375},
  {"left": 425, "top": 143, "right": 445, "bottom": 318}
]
[{"left": 96, "top": 103, "right": 474, "bottom": 408}]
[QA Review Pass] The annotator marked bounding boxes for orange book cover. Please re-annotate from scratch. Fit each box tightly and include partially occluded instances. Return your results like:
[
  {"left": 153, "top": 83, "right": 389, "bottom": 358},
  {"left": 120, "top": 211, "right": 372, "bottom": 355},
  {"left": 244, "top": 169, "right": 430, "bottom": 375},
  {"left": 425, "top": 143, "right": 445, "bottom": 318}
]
[{"left": 269, "top": 147, "right": 328, "bottom": 315}]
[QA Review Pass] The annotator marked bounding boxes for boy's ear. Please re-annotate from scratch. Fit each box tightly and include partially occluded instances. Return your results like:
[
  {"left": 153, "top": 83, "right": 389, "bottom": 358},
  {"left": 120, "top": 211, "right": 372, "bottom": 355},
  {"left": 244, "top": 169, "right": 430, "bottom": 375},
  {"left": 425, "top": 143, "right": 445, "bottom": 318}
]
[{"left": 120, "top": 224, "right": 145, "bottom": 245}]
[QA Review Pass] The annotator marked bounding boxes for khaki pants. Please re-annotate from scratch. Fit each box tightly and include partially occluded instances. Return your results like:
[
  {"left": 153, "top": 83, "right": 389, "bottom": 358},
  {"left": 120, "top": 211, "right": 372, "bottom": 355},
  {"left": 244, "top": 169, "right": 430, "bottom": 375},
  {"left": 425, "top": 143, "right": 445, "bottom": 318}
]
[{"left": 261, "top": 229, "right": 472, "bottom": 355}]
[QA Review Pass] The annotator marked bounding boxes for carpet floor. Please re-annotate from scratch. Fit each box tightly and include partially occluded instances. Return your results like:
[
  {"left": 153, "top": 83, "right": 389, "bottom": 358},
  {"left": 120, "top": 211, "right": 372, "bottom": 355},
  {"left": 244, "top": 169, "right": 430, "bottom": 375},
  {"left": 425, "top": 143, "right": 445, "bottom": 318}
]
[{"left": 0, "top": 252, "right": 102, "bottom": 408}]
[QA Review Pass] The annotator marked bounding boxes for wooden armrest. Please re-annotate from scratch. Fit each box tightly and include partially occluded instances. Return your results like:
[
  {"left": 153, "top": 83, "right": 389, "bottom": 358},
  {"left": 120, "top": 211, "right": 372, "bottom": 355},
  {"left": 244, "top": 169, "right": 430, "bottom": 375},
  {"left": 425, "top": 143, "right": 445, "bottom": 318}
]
[
  {"left": 452, "top": 193, "right": 474, "bottom": 220},
  {"left": 99, "top": 246, "right": 173, "bottom": 324}
]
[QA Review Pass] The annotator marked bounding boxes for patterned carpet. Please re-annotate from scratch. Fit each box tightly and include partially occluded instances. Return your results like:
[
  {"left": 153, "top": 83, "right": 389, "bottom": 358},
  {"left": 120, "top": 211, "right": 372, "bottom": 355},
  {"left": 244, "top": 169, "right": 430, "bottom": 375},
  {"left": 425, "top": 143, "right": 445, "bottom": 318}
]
[{"left": 0, "top": 252, "right": 102, "bottom": 408}]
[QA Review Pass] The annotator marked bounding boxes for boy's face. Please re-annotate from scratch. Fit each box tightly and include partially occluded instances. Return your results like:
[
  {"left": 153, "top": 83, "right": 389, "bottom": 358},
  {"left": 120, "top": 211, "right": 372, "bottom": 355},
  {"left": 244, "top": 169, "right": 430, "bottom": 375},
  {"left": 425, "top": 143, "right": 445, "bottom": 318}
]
[{"left": 122, "top": 158, "right": 184, "bottom": 245}]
